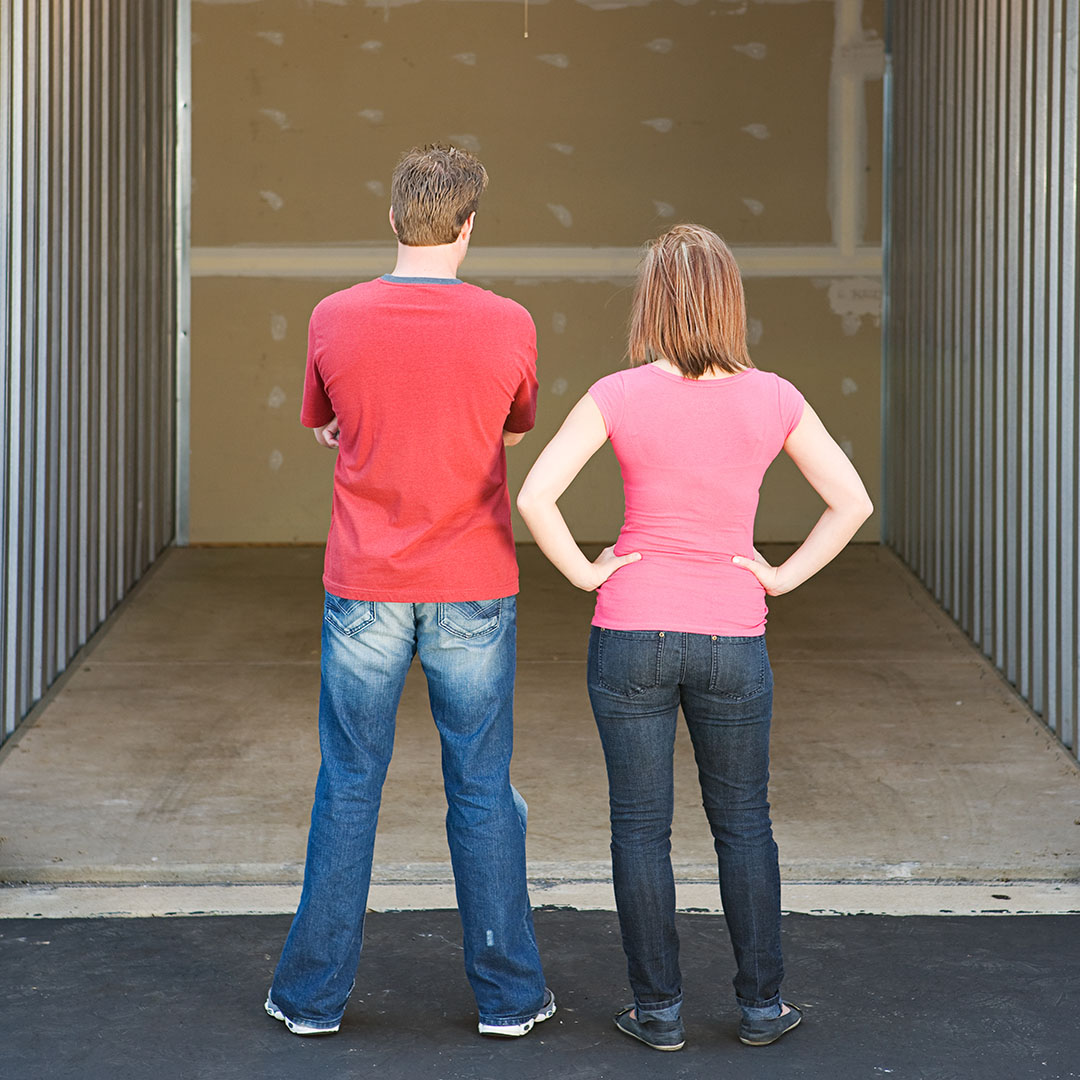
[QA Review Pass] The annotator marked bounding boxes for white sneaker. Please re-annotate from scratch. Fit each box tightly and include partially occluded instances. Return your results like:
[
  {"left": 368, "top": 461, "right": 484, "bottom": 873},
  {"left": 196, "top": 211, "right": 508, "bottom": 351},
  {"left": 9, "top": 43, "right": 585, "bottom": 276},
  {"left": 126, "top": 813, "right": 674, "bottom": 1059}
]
[
  {"left": 478, "top": 989, "right": 557, "bottom": 1037},
  {"left": 265, "top": 995, "right": 340, "bottom": 1036}
]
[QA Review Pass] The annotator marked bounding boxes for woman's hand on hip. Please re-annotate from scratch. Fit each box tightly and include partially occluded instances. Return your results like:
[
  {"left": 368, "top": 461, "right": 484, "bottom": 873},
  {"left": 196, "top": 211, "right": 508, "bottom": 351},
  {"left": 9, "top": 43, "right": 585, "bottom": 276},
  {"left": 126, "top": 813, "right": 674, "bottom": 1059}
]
[
  {"left": 583, "top": 546, "right": 642, "bottom": 591},
  {"left": 731, "top": 549, "right": 789, "bottom": 596}
]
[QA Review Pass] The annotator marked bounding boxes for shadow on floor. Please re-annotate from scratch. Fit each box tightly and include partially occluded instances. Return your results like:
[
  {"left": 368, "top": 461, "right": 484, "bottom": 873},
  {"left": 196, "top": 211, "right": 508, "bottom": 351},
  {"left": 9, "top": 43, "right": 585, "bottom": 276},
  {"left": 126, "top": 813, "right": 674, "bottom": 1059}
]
[{"left": 4, "top": 908, "right": 1078, "bottom": 1080}]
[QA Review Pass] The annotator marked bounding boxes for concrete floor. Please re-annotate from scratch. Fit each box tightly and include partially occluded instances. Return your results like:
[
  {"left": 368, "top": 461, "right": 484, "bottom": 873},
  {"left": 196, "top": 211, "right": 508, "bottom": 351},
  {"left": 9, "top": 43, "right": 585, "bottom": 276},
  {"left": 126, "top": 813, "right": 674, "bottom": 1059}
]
[{"left": 1, "top": 544, "right": 1078, "bottom": 916}]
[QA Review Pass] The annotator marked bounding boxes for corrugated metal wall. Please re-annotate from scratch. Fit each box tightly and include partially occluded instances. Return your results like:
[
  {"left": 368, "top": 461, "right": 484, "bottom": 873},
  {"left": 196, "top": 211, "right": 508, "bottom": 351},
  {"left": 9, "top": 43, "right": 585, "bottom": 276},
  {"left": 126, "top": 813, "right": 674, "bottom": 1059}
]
[
  {"left": 0, "top": 1, "right": 180, "bottom": 744},
  {"left": 884, "top": 0, "right": 1080, "bottom": 761}
]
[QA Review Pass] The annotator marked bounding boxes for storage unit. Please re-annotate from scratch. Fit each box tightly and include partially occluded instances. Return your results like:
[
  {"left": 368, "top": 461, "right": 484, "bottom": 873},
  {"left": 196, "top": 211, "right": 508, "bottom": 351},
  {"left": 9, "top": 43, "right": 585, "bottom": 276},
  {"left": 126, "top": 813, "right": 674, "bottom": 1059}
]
[
  {"left": 884, "top": 0, "right": 1080, "bottom": 759},
  {"left": 0, "top": 0, "right": 182, "bottom": 743}
]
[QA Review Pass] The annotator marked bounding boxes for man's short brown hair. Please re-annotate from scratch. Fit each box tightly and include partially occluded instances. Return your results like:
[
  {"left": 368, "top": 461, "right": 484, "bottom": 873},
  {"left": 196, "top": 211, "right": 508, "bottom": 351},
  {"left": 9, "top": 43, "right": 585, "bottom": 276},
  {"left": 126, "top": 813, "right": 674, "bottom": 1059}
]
[{"left": 390, "top": 144, "right": 489, "bottom": 246}]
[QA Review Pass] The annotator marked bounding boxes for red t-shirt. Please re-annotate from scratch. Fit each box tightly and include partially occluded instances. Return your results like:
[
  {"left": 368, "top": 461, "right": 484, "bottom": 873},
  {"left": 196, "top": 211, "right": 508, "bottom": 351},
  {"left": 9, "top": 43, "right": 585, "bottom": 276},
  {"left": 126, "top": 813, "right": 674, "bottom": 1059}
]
[{"left": 301, "top": 275, "right": 538, "bottom": 602}]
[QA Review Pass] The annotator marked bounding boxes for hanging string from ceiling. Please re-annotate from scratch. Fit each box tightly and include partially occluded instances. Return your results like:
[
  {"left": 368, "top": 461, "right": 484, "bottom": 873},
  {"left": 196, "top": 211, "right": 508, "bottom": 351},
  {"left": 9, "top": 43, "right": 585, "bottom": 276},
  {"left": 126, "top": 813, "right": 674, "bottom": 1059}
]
[{"left": 524, "top": 0, "right": 529, "bottom": 39}]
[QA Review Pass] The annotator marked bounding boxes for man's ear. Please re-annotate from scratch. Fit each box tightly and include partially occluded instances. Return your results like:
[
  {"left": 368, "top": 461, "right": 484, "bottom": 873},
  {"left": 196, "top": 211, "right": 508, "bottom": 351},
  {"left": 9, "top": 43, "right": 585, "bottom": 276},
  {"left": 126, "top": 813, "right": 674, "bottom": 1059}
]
[
  {"left": 388, "top": 207, "right": 398, "bottom": 236},
  {"left": 459, "top": 212, "right": 476, "bottom": 242}
]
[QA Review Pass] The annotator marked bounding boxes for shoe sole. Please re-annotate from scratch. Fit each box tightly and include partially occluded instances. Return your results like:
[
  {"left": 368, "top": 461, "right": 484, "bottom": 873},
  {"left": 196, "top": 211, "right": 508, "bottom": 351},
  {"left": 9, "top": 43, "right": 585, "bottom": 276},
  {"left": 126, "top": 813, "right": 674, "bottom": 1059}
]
[
  {"left": 479, "top": 994, "right": 557, "bottom": 1037},
  {"left": 265, "top": 997, "right": 340, "bottom": 1036},
  {"left": 615, "top": 1018, "right": 685, "bottom": 1052},
  {"left": 738, "top": 1012, "right": 802, "bottom": 1046}
]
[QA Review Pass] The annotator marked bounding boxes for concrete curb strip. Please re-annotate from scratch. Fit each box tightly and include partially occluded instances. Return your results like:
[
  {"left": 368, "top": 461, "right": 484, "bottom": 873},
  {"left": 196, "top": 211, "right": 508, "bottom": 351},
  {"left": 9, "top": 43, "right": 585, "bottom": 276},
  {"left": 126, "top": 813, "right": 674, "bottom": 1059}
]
[{"left": 2, "top": 880, "right": 1077, "bottom": 919}]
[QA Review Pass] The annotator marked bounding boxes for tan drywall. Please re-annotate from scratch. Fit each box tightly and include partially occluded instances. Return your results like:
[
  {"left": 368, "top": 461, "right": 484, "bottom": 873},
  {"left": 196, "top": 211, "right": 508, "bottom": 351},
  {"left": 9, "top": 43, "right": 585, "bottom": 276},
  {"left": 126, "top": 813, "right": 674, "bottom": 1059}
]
[
  {"left": 192, "top": 0, "right": 840, "bottom": 246},
  {"left": 189, "top": 0, "right": 884, "bottom": 544}
]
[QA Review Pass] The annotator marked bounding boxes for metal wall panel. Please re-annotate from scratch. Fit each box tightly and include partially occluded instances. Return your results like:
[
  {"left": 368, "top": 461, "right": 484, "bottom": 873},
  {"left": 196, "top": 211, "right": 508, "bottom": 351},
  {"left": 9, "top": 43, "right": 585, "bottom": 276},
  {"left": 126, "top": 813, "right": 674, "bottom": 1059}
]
[
  {"left": 885, "top": 0, "right": 1080, "bottom": 761},
  {"left": 0, "top": 0, "right": 178, "bottom": 744}
]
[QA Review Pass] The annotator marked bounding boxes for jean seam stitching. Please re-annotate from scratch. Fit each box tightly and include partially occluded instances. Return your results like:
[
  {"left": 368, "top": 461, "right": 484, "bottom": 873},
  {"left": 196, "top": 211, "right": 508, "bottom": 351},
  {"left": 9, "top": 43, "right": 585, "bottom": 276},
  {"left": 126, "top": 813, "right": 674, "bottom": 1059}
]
[{"left": 326, "top": 597, "right": 376, "bottom": 637}]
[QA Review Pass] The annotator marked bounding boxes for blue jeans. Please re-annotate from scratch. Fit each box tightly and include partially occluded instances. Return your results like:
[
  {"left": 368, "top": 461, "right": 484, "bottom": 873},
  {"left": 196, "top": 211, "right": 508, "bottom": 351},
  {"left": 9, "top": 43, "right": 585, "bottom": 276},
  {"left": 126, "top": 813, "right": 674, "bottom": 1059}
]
[
  {"left": 587, "top": 626, "right": 783, "bottom": 1024},
  {"left": 270, "top": 593, "right": 547, "bottom": 1029}
]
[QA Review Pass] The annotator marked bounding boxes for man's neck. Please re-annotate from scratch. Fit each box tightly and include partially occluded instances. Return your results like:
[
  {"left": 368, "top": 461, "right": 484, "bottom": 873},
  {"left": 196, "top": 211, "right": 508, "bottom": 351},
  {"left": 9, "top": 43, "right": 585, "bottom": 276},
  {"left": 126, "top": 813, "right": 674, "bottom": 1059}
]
[{"left": 390, "top": 241, "right": 463, "bottom": 280}]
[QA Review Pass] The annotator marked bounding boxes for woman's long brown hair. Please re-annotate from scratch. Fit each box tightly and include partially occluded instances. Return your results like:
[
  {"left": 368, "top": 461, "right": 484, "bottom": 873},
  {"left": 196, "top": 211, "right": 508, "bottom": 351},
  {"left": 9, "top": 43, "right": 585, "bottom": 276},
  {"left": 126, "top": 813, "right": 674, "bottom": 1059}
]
[{"left": 628, "top": 224, "right": 753, "bottom": 378}]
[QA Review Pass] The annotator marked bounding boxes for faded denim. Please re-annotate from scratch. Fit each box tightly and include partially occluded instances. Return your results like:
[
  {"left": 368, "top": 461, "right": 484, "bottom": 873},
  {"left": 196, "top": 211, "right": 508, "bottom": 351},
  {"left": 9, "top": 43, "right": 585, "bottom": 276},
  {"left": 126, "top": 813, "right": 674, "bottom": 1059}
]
[{"left": 270, "top": 593, "right": 546, "bottom": 1030}]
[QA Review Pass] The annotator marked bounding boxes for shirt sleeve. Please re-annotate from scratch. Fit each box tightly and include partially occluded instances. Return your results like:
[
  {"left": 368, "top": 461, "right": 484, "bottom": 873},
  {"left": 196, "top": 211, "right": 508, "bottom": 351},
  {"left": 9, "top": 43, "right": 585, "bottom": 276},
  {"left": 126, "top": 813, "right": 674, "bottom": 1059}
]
[
  {"left": 587, "top": 372, "right": 625, "bottom": 439},
  {"left": 504, "top": 317, "right": 539, "bottom": 434},
  {"left": 300, "top": 309, "right": 334, "bottom": 429},
  {"left": 775, "top": 374, "right": 806, "bottom": 438}
]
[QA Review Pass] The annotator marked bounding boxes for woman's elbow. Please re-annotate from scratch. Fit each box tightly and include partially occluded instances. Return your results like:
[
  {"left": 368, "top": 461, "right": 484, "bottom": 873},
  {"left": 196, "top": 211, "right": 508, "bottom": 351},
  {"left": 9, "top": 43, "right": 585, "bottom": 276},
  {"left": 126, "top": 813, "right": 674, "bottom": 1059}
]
[
  {"left": 831, "top": 489, "right": 873, "bottom": 526},
  {"left": 516, "top": 487, "right": 538, "bottom": 519}
]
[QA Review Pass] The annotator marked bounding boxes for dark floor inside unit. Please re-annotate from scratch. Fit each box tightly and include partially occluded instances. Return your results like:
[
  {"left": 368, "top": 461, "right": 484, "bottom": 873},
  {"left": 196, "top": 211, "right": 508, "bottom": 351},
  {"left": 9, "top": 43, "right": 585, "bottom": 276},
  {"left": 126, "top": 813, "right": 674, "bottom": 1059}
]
[{"left": 4, "top": 908, "right": 1078, "bottom": 1080}]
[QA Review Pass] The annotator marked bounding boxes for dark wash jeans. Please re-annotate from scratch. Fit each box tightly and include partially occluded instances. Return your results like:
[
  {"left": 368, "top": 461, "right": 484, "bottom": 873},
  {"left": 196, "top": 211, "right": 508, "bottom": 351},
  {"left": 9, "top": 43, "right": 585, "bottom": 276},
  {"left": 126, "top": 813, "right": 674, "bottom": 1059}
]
[
  {"left": 270, "top": 593, "right": 546, "bottom": 1030},
  {"left": 587, "top": 626, "right": 784, "bottom": 1023}
]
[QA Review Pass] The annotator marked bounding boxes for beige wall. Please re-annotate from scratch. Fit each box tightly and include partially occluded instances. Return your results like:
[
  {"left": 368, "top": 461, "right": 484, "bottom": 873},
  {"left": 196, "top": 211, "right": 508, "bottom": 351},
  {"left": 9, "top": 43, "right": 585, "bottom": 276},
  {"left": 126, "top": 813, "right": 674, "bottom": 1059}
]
[{"left": 190, "top": 0, "right": 884, "bottom": 543}]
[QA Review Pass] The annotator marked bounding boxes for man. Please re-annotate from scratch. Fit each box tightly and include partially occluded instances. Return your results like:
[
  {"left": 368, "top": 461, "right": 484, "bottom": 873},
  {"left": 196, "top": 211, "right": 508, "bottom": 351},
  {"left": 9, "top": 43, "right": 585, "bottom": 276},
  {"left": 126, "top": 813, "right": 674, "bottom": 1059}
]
[{"left": 265, "top": 145, "right": 553, "bottom": 1038}]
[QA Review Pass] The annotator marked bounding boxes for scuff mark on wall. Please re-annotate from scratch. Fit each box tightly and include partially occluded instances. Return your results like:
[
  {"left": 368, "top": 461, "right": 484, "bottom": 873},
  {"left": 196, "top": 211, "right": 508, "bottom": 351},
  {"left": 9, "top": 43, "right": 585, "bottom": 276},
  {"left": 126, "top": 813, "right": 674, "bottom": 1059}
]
[
  {"left": 268, "top": 386, "right": 287, "bottom": 409},
  {"left": 547, "top": 204, "right": 574, "bottom": 228},
  {"left": 259, "top": 108, "right": 290, "bottom": 130},
  {"left": 653, "top": 200, "right": 675, "bottom": 218},
  {"left": 742, "top": 198, "right": 765, "bottom": 216},
  {"left": 255, "top": 31, "right": 284, "bottom": 46},
  {"left": 538, "top": 53, "right": 570, "bottom": 68},
  {"left": 819, "top": 277, "right": 882, "bottom": 336},
  {"left": 269, "top": 450, "right": 285, "bottom": 471},
  {"left": 270, "top": 314, "right": 287, "bottom": 341},
  {"left": 841, "top": 376, "right": 858, "bottom": 395},
  {"left": 552, "top": 312, "right": 568, "bottom": 333},
  {"left": 453, "top": 52, "right": 477, "bottom": 65},
  {"left": 732, "top": 42, "right": 767, "bottom": 59},
  {"left": 259, "top": 191, "right": 284, "bottom": 211},
  {"left": 645, "top": 38, "right": 673, "bottom": 53},
  {"left": 747, "top": 317, "right": 764, "bottom": 346},
  {"left": 547, "top": 143, "right": 574, "bottom": 155},
  {"left": 642, "top": 118, "right": 673, "bottom": 133},
  {"left": 551, "top": 377, "right": 569, "bottom": 395},
  {"left": 358, "top": 108, "right": 384, "bottom": 124},
  {"left": 365, "top": 180, "right": 385, "bottom": 197},
  {"left": 741, "top": 123, "right": 770, "bottom": 140},
  {"left": 360, "top": 40, "right": 383, "bottom": 51}
]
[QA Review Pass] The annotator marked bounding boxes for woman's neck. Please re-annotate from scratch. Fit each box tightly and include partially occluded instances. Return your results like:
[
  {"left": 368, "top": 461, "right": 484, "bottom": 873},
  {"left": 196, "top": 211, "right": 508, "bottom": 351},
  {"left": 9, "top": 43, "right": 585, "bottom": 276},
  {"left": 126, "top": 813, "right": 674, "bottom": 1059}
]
[{"left": 652, "top": 358, "right": 743, "bottom": 380}]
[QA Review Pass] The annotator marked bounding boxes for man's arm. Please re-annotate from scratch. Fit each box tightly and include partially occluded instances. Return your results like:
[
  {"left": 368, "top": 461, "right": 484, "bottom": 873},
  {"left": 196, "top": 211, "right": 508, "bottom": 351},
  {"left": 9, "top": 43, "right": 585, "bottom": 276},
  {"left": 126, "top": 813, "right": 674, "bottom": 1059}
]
[
  {"left": 313, "top": 416, "right": 340, "bottom": 448},
  {"left": 503, "top": 429, "right": 525, "bottom": 447}
]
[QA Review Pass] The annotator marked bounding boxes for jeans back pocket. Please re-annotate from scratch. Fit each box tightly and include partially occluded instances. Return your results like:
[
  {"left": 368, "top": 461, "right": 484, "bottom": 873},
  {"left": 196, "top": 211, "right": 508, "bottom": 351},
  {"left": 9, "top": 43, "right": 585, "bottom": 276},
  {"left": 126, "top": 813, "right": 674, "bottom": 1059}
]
[
  {"left": 324, "top": 594, "right": 376, "bottom": 637},
  {"left": 594, "top": 629, "right": 666, "bottom": 697},
  {"left": 708, "top": 634, "right": 771, "bottom": 700},
  {"left": 437, "top": 598, "right": 503, "bottom": 639}
]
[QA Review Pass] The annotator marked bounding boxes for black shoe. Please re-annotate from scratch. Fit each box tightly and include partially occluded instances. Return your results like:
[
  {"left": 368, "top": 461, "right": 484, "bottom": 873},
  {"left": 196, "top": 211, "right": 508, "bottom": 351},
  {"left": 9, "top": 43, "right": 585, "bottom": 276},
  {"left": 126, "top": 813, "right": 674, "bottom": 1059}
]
[
  {"left": 738, "top": 1002, "right": 803, "bottom": 1046},
  {"left": 614, "top": 1006, "right": 685, "bottom": 1051}
]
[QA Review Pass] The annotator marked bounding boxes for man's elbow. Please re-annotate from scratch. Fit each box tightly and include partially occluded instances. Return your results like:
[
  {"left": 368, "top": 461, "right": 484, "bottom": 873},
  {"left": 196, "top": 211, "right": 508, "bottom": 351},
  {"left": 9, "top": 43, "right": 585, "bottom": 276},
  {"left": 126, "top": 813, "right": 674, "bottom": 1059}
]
[{"left": 503, "top": 429, "right": 526, "bottom": 447}]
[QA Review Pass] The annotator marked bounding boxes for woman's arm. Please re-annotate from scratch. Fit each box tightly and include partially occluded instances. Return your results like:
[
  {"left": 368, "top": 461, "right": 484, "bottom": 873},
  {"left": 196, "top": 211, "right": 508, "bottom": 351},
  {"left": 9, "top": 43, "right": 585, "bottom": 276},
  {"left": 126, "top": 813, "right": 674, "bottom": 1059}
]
[
  {"left": 732, "top": 402, "right": 874, "bottom": 595},
  {"left": 516, "top": 394, "right": 641, "bottom": 591}
]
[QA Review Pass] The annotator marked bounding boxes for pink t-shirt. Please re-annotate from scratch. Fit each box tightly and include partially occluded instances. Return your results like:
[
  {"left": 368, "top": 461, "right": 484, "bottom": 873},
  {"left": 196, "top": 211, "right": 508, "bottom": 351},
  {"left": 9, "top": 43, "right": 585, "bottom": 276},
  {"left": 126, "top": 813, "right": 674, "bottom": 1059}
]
[
  {"left": 587, "top": 364, "right": 805, "bottom": 636},
  {"left": 302, "top": 276, "right": 538, "bottom": 602}
]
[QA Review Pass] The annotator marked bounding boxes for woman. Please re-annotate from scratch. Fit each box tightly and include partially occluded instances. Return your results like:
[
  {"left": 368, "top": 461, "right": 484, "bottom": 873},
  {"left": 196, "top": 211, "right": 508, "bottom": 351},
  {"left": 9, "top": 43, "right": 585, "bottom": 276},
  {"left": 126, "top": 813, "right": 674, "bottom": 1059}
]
[{"left": 516, "top": 224, "right": 873, "bottom": 1052}]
